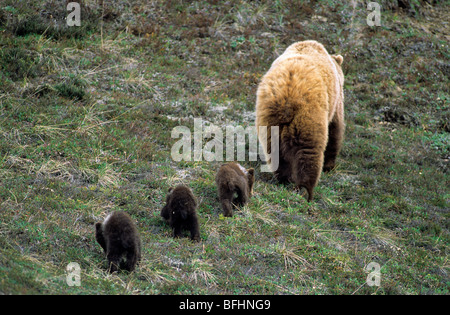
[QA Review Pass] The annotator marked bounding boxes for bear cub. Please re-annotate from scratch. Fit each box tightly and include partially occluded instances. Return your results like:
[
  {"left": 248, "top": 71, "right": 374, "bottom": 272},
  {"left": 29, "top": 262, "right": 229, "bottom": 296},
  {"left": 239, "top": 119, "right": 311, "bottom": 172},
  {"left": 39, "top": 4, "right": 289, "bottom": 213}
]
[
  {"left": 161, "top": 184, "right": 200, "bottom": 241},
  {"left": 95, "top": 211, "right": 141, "bottom": 273},
  {"left": 216, "top": 162, "right": 255, "bottom": 217}
]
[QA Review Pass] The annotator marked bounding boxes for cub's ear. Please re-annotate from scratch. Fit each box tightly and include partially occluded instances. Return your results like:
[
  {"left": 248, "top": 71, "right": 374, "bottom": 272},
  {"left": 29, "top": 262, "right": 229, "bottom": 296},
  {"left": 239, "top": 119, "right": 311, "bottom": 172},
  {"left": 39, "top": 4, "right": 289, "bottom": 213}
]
[
  {"left": 332, "top": 55, "right": 343, "bottom": 66},
  {"left": 247, "top": 168, "right": 255, "bottom": 176},
  {"left": 168, "top": 187, "right": 174, "bottom": 193}
]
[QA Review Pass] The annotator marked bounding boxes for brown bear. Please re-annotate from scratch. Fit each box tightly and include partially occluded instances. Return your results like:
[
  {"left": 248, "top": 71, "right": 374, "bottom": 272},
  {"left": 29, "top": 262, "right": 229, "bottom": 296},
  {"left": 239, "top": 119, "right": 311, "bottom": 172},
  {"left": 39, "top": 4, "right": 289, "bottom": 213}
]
[
  {"left": 255, "top": 40, "right": 345, "bottom": 201},
  {"left": 160, "top": 184, "right": 200, "bottom": 241},
  {"left": 95, "top": 211, "right": 141, "bottom": 273},
  {"left": 216, "top": 162, "right": 255, "bottom": 217},
  {"left": 215, "top": 162, "right": 255, "bottom": 217}
]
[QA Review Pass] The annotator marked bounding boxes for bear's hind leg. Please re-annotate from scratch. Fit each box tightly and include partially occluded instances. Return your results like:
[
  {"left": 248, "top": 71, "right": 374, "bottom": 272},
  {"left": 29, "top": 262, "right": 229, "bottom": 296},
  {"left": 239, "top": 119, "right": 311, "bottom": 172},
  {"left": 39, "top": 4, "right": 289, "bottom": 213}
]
[
  {"left": 218, "top": 185, "right": 235, "bottom": 217},
  {"left": 125, "top": 248, "right": 138, "bottom": 271},
  {"left": 189, "top": 215, "right": 200, "bottom": 241},
  {"left": 274, "top": 154, "right": 291, "bottom": 183},
  {"left": 292, "top": 149, "right": 323, "bottom": 202},
  {"left": 106, "top": 249, "right": 122, "bottom": 273},
  {"left": 323, "top": 116, "right": 344, "bottom": 172},
  {"left": 289, "top": 116, "right": 327, "bottom": 202},
  {"left": 173, "top": 225, "right": 183, "bottom": 238},
  {"left": 235, "top": 182, "right": 249, "bottom": 207},
  {"left": 220, "top": 198, "right": 233, "bottom": 217}
]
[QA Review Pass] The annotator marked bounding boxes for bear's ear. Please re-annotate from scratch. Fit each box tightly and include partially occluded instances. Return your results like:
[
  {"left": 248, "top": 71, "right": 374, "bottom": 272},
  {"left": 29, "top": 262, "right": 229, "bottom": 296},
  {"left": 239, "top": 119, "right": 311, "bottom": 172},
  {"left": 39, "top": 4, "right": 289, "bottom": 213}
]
[
  {"left": 168, "top": 187, "right": 174, "bottom": 193},
  {"left": 333, "top": 55, "right": 343, "bottom": 66},
  {"left": 247, "top": 168, "right": 255, "bottom": 176}
]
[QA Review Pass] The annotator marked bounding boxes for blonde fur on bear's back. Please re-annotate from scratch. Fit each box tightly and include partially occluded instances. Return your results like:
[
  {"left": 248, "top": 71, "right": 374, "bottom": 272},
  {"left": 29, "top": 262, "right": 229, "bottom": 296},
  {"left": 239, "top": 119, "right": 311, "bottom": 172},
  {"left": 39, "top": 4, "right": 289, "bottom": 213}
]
[{"left": 255, "top": 40, "right": 345, "bottom": 201}]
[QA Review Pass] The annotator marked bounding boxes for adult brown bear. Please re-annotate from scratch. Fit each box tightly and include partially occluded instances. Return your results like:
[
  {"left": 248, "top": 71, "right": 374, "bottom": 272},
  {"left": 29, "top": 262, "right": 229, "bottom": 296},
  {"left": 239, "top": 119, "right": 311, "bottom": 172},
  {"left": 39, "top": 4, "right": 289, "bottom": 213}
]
[{"left": 256, "top": 40, "right": 345, "bottom": 201}]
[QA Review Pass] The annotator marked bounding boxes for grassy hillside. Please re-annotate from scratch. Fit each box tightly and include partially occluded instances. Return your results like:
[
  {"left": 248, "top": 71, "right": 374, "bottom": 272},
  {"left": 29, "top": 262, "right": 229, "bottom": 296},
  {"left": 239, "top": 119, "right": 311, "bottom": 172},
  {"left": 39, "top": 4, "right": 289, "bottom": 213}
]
[{"left": 0, "top": 0, "right": 448, "bottom": 294}]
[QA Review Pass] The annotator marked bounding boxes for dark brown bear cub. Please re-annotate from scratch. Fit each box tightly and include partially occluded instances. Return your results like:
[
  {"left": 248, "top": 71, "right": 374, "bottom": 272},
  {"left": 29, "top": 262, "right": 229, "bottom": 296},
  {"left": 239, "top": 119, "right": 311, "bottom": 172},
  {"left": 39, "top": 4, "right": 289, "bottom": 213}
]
[
  {"left": 216, "top": 162, "right": 255, "bottom": 217},
  {"left": 95, "top": 211, "right": 141, "bottom": 273},
  {"left": 161, "top": 184, "right": 200, "bottom": 241}
]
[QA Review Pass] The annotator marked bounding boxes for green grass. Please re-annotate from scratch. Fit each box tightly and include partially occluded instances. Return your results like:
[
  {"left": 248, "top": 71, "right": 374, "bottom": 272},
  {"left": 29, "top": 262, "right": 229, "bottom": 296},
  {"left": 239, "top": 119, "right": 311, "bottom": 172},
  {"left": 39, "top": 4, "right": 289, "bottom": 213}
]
[{"left": 0, "top": 0, "right": 448, "bottom": 295}]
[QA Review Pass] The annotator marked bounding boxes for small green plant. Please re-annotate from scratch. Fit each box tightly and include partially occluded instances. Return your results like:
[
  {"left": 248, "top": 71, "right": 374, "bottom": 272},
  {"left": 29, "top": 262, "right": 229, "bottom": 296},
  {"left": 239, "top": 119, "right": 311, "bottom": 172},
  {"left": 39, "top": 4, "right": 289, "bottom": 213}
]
[
  {"left": 54, "top": 76, "right": 86, "bottom": 100},
  {"left": 0, "top": 47, "right": 40, "bottom": 81},
  {"left": 421, "top": 131, "right": 450, "bottom": 156}
]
